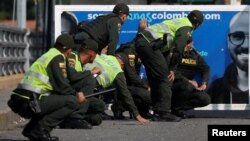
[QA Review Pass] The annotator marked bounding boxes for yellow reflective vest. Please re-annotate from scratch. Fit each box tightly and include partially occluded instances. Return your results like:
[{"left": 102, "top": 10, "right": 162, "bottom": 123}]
[
  {"left": 143, "top": 17, "right": 193, "bottom": 52},
  {"left": 85, "top": 54, "right": 123, "bottom": 88},
  {"left": 17, "top": 48, "right": 64, "bottom": 95}
]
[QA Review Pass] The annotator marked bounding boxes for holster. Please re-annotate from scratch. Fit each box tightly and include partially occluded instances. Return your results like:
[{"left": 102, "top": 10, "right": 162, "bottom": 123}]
[
  {"left": 150, "top": 38, "right": 166, "bottom": 50},
  {"left": 29, "top": 93, "right": 42, "bottom": 114},
  {"left": 8, "top": 91, "right": 42, "bottom": 119},
  {"left": 137, "top": 30, "right": 167, "bottom": 51}
]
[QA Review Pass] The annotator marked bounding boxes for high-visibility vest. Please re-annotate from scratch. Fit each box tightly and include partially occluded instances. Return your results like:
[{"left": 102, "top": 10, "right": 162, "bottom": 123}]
[
  {"left": 17, "top": 48, "right": 64, "bottom": 95},
  {"left": 85, "top": 54, "right": 122, "bottom": 88},
  {"left": 69, "top": 52, "right": 83, "bottom": 72},
  {"left": 143, "top": 17, "right": 193, "bottom": 52}
]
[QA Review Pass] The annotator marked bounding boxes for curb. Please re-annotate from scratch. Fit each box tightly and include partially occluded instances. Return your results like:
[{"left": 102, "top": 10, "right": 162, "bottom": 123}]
[
  {"left": 0, "top": 74, "right": 24, "bottom": 131},
  {"left": 0, "top": 107, "right": 24, "bottom": 131}
]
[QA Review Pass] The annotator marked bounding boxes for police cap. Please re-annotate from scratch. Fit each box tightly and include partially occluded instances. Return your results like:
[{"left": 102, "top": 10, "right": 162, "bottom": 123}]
[
  {"left": 55, "top": 34, "right": 74, "bottom": 49},
  {"left": 112, "top": 3, "right": 129, "bottom": 15},
  {"left": 80, "top": 39, "right": 99, "bottom": 53},
  {"left": 188, "top": 10, "right": 204, "bottom": 24},
  {"left": 116, "top": 52, "right": 127, "bottom": 63}
]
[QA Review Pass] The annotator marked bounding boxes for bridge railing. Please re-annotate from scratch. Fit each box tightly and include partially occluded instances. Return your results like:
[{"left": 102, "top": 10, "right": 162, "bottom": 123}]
[{"left": 0, "top": 25, "right": 44, "bottom": 76}]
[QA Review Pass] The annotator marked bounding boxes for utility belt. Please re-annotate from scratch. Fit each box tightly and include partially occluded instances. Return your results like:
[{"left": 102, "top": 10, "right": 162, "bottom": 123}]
[
  {"left": 137, "top": 30, "right": 167, "bottom": 51},
  {"left": 8, "top": 89, "right": 43, "bottom": 118}
]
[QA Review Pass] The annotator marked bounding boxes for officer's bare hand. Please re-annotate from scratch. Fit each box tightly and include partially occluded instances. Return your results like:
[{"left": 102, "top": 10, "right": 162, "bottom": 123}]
[
  {"left": 197, "top": 84, "right": 207, "bottom": 91},
  {"left": 168, "top": 71, "right": 175, "bottom": 81},
  {"left": 101, "top": 47, "right": 108, "bottom": 54},
  {"left": 139, "top": 18, "right": 148, "bottom": 30},
  {"left": 188, "top": 80, "right": 198, "bottom": 89},
  {"left": 77, "top": 92, "right": 86, "bottom": 104},
  {"left": 135, "top": 115, "right": 149, "bottom": 125},
  {"left": 91, "top": 67, "right": 101, "bottom": 75}
]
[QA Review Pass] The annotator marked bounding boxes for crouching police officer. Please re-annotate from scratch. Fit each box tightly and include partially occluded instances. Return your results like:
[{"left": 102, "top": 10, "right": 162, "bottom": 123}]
[
  {"left": 170, "top": 37, "right": 211, "bottom": 118},
  {"left": 7, "top": 34, "right": 86, "bottom": 141},
  {"left": 84, "top": 54, "right": 149, "bottom": 124},
  {"left": 62, "top": 39, "right": 106, "bottom": 127},
  {"left": 115, "top": 41, "right": 152, "bottom": 119}
]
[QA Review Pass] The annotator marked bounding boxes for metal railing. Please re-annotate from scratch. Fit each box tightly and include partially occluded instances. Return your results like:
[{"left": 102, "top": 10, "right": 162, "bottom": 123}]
[{"left": 0, "top": 25, "right": 44, "bottom": 76}]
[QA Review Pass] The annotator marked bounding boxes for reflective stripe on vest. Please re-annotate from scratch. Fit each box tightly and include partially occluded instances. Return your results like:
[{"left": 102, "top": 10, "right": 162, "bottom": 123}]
[
  {"left": 145, "top": 22, "right": 171, "bottom": 39},
  {"left": 94, "top": 61, "right": 110, "bottom": 87}
]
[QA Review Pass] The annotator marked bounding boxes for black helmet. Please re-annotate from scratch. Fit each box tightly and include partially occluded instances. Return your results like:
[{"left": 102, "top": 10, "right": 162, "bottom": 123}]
[
  {"left": 188, "top": 10, "right": 204, "bottom": 25},
  {"left": 55, "top": 34, "right": 74, "bottom": 49},
  {"left": 112, "top": 3, "right": 129, "bottom": 15}
]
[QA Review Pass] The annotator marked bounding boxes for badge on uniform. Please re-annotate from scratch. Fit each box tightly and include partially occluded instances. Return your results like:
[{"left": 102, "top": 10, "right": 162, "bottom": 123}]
[
  {"left": 118, "top": 23, "right": 121, "bottom": 32},
  {"left": 68, "top": 58, "right": 76, "bottom": 68},
  {"left": 128, "top": 54, "right": 135, "bottom": 67},
  {"left": 59, "top": 62, "right": 67, "bottom": 78},
  {"left": 186, "top": 32, "right": 191, "bottom": 38}
]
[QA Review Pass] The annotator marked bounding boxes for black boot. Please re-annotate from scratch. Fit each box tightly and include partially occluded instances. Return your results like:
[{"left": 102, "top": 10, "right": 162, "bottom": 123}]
[
  {"left": 22, "top": 124, "right": 59, "bottom": 141},
  {"left": 172, "top": 110, "right": 194, "bottom": 119},
  {"left": 151, "top": 111, "right": 181, "bottom": 122},
  {"left": 59, "top": 118, "right": 92, "bottom": 129},
  {"left": 140, "top": 112, "right": 153, "bottom": 119},
  {"left": 113, "top": 110, "right": 125, "bottom": 119},
  {"left": 101, "top": 112, "right": 114, "bottom": 120},
  {"left": 111, "top": 104, "right": 125, "bottom": 120}
]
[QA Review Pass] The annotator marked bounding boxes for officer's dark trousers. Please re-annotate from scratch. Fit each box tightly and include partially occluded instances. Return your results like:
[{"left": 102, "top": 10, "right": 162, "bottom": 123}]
[
  {"left": 21, "top": 94, "right": 80, "bottom": 133},
  {"left": 135, "top": 37, "right": 172, "bottom": 113},
  {"left": 70, "top": 75, "right": 105, "bottom": 125},
  {"left": 172, "top": 79, "right": 211, "bottom": 112},
  {"left": 128, "top": 86, "right": 151, "bottom": 115}
]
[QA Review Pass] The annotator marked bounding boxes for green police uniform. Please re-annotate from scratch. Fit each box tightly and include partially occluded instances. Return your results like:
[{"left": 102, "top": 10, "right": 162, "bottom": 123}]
[
  {"left": 74, "top": 3, "right": 129, "bottom": 55},
  {"left": 8, "top": 47, "right": 80, "bottom": 140},
  {"left": 67, "top": 52, "right": 105, "bottom": 126},
  {"left": 171, "top": 47, "right": 211, "bottom": 117},
  {"left": 85, "top": 54, "right": 140, "bottom": 117},
  {"left": 134, "top": 10, "right": 204, "bottom": 121}
]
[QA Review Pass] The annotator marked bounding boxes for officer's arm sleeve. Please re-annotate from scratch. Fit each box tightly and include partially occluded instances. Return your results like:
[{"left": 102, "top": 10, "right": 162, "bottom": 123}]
[
  {"left": 47, "top": 55, "right": 76, "bottom": 95},
  {"left": 174, "top": 27, "right": 193, "bottom": 54},
  {"left": 196, "top": 55, "right": 210, "bottom": 83},
  {"left": 67, "top": 64, "right": 92, "bottom": 82},
  {"left": 124, "top": 63, "right": 148, "bottom": 89},
  {"left": 114, "top": 72, "right": 139, "bottom": 116},
  {"left": 106, "top": 18, "right": 120, "bottom": 55},
  {"left": 67, "top": 55, "right": 92, "bottom": 82}
]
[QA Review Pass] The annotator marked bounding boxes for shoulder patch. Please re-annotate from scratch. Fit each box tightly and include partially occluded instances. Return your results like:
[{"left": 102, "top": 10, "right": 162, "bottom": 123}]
[
  {"left": 186, "top": 32, "right": 191, "bottom": 37},
  {"left": 128, "top": 54, "right": 135, "bottom": 67},
  {"left": 59, "top": 62, "right": 67, "bottom": 78},
  {"left": 117, "top": 23, "right": 121, "bottom": 31},
  {"left": 68, "top": 58, "right": 76, "bottom": 68},
  {"left": 59, "top": 63, "right": 66, "bottom": 69}
]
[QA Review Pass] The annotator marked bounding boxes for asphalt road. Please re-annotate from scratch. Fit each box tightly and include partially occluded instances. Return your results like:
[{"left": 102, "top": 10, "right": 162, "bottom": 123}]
[{"left": 0, "top": 116, "right": 249, "bottom": 141}]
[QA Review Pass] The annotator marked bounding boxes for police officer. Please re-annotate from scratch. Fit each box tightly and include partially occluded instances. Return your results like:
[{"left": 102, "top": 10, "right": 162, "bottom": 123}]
[
  {"left": 170, "top": 37, "right": 211, "bottom": 118},
  {"left": 115, "top": 41, "right": 152, "bottom": 118},
  {"left": 63, "top": 39, "right": 106, "bottom": 127},
  {"left": 7, "top": 34, "right": 85, "bottom": 141},
  {"left": 135, "top": 10, "right": 204, "bottom": 122},
  {"left": 84, "top": 54, "right": 149, "bottom": 124},
  {"left": 74, "top": 3, "right": 129, "bottom": 55}
]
